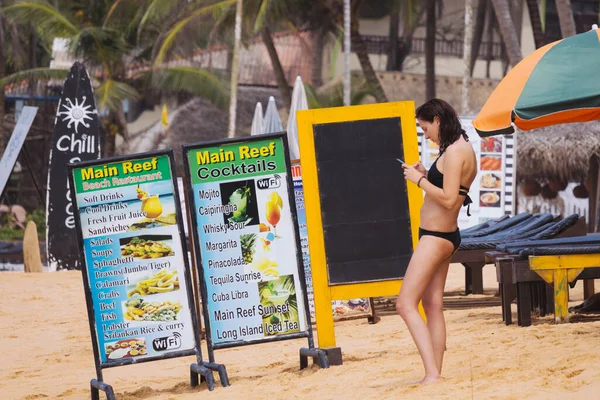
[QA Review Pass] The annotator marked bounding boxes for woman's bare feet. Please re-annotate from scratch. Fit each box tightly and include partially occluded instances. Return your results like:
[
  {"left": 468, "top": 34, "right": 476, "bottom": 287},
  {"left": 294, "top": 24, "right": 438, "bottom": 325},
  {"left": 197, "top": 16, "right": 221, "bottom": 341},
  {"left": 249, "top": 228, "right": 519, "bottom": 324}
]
[
  {"left": 419, "top": 375, "right": 442, "bottom": 385},
  {"left": 408, "top": 375, "right": 442, "bottom": 386}
]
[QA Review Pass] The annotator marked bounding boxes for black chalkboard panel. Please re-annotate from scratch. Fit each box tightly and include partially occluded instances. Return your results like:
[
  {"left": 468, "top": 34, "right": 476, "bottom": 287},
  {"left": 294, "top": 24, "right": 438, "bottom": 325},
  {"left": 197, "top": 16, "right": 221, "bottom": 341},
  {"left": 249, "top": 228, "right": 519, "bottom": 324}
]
[{"left": 313, "top": 117, "right": 413, "bottom": 285}]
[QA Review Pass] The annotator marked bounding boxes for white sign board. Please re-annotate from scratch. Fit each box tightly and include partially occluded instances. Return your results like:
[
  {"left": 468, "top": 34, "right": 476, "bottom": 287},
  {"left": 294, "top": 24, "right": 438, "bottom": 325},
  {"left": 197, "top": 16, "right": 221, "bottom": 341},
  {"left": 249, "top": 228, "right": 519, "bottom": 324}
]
[{"left": 0, "top": 106, "right": 38, "bottom": 197}]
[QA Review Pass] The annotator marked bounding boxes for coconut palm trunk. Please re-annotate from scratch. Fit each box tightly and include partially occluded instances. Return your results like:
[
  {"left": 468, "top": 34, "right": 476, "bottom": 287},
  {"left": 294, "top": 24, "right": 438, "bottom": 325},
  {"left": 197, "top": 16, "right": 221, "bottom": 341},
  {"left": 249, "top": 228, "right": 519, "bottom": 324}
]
[
  {"left": 350, "top": 0, "right": 388, "bottom": 103},
  {"left": 462, "top": 0, "right": 473, "bottom": 114},
  {"left": 555, "top": 0, "right": 577, "bottom": 37},
  {"left": 526, "top": 0, "right": 546, "bottom": 48},
  {"left": 311, "top": 29, "right": 325, "bottom": 87},
  {"left": 387, "top": 0, "right": 400, "bottom": 71},
  {"left": 0, "top": 0, "right": 5, "bottom": 154},
  {"left": 262, "top": 26, "right": 292, "bottom": 109},
  {"left": 228, "top": 0, "right": 243, "bottom": 138},
  {"left": 469, "top": 0, "right": 488, "bottom": 76},
  {"left": 491, "top": 0, "right": 522, "bottom": 66},
  {"left": 425, "top": 0, "right": 436, "bottom": 99}
]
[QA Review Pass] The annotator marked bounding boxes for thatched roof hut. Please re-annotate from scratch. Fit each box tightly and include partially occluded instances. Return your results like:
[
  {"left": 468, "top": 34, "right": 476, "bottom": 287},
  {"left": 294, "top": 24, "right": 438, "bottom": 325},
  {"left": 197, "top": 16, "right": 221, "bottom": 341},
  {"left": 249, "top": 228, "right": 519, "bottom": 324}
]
[
  {"left": 120, "top": 85, "right": 283, "bottom": 171},
  {"left": 167, "top": 86, "right": 282, "bottom": 172},
  {"left": 516, "top": 121, "right": 600, "bottom": 184}
]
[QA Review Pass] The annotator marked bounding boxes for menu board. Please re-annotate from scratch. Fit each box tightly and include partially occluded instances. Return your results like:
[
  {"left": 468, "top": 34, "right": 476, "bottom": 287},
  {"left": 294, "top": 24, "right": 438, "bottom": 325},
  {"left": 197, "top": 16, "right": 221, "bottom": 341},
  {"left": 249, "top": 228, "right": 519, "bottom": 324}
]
[
  {"left": 419, "top": 118, "right": 513, "bottom": 228},
  {"left": 70, "top": 154, "right": 197, "bottom": 365},
  {"left": 291, "top": 163, "right": 373, "bottom": 323},
  {"left": 184, "top": 135, "right": 309, "bottom": 347}
]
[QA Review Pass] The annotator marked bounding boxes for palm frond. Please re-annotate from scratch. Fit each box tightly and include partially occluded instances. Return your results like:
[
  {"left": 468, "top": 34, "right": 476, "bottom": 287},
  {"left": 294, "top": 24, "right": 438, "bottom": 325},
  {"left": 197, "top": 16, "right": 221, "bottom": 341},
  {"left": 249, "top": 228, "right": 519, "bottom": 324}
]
[
  {"left": 4, "top": 0, "right": 79, "bottom": 38},
  {"left": 253, "top": 0, "right": 270, "bottom": 32},
  {"left": 252, "top": 0, "right": 291, "bottom": 33},
  {"left": 303, "top": 83, "right": 321, "bottom": 109},
  {"left": 147, "top": 66, "right": 229, "bottom": 110},
  {"left": 69, "top": 27, "right": 129, "bottom": 70},
  {"left": 0, "top": 68, "right": 69, "bottom": 88},
  {"left": 137, "top": 0, "right": 181, "bottom": 41},
  {"left": 103, "top": 0, "right": 128, "bottom": 27},
  {"left": 95, "top": 79, "right": 139, "bottom": 112},
  {"left": 154, "top": 0, "right": 235, "bottom": 66}
]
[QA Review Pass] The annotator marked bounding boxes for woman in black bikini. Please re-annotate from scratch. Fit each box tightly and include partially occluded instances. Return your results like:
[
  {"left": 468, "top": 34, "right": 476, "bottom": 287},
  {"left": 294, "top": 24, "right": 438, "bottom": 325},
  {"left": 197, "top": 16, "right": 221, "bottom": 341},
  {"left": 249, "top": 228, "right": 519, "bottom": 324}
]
[{"left": 397, "top": 99, "right": 477, "bottom": 384}]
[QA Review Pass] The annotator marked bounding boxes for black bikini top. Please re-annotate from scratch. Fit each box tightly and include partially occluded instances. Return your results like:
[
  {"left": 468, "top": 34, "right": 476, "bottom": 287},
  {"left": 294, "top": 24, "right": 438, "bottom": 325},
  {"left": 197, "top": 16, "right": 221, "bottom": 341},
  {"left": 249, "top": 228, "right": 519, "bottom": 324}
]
[{"left": 428, "top": 155, "right": 473, "bottom": 216}]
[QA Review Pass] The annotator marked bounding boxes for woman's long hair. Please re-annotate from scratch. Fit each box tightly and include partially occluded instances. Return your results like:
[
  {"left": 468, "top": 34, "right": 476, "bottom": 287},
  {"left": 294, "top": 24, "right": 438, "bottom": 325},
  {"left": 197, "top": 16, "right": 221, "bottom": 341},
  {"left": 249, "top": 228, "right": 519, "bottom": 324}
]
[{"left": 416, "top": 99, "right": 467, "bottom": 155}]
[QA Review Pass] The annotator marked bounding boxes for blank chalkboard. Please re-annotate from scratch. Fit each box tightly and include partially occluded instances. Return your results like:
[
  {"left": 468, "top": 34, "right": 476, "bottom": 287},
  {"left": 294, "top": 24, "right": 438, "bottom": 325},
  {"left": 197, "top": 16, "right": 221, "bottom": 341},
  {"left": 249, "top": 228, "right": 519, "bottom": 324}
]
[{"left": 313, "top": 117, "right": 413, "bottom": 285}]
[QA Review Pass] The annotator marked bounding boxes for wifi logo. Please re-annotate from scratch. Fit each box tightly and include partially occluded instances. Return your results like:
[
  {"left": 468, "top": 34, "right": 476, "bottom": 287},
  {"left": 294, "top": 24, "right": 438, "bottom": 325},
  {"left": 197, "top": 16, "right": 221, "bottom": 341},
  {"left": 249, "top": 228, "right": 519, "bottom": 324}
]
[{"left": 152, "top": 332, "right": 182, "bottom": 352}]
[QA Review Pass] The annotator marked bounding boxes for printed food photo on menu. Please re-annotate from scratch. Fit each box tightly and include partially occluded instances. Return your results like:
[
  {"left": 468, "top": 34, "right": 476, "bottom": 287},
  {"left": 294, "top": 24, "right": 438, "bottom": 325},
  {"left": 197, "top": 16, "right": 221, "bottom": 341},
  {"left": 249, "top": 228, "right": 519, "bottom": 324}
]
[
  {"left": 480, "top": 173, "right": 502, "bottom": 190},
  {"left": 480, "top": 137, "right": 503, "bottom": 153},
  {"left": 480, "top": 191, "right": 501, "bottom": 208},
  {"left": 480, "top": 155, "right": 502, "bottom": 171},
  {"left": 105, "top": 338, "right": 147, "bottom": 360},
  {"left": 122, "top": 298, "right": 183, "bottom": 323},
  {"left": 120, "top": 235, "right": 175, "bottom": 259},
  {"left": 127, "top": 268, "right": 180, "bottom": 298},
  {"left": 219, "top": 179, "right": 260, "bottom": 227}
]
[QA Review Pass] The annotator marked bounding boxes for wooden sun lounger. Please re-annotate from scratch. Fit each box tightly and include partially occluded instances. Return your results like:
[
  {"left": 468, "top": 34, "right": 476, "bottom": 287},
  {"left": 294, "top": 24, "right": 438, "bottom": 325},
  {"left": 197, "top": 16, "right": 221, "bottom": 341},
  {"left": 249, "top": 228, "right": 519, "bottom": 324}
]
[
  {"left": 452, "top": 215, "right": 587, "bottom": 295},
  {"left": 487, "top": 237, "right": 600, "bottom": 326}
]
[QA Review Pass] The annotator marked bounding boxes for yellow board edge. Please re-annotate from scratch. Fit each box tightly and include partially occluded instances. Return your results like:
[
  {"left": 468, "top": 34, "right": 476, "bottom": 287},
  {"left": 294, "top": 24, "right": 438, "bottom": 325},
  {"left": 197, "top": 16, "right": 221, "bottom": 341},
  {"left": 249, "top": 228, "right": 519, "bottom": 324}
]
[{"left": 297, "top": 101, "right": 423, "bottom": 349}]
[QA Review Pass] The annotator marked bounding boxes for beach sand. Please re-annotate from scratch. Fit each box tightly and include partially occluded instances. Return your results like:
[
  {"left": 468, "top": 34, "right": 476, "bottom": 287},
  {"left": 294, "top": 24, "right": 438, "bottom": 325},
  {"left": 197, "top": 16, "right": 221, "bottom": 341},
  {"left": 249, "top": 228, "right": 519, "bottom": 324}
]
[{"left": 2, "top": 264, "right": 600, "bottom": 400}]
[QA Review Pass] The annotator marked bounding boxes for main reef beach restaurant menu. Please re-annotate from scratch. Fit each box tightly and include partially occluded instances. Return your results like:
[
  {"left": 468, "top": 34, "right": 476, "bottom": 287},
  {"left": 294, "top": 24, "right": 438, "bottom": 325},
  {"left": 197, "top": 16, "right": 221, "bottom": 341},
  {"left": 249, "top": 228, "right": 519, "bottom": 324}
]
[
  {"left": 70, "top": 154, "right": 197, "bottom": 364},
  {"left": 184, "top": 135, "right": 309, "bottom": 347}
]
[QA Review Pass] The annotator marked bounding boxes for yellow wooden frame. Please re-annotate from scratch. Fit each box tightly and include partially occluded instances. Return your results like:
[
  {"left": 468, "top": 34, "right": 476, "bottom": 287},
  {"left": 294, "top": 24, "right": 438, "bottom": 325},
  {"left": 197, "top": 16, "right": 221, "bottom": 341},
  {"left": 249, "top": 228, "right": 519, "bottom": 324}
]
[
  {"left": 529, "top": 253, "right": 600, "bottom": 323},
  {"left": 297, "top": 102, "right": 423, "bottom": 348}
]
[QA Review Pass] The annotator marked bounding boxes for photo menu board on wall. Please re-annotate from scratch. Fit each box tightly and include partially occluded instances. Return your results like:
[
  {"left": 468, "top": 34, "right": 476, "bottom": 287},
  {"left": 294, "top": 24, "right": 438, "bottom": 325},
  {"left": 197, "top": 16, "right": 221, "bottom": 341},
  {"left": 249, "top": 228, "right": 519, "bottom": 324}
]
[{"left": 417, "top": 118, "right": 515, "bottom": 228}]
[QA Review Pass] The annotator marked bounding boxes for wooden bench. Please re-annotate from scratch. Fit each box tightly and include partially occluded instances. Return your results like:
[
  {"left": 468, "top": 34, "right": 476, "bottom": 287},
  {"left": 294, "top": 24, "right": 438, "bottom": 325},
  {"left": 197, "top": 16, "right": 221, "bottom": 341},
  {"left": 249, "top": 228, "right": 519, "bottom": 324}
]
[{"left": 530, "top": 253, "right": 600, "bottom": 323}]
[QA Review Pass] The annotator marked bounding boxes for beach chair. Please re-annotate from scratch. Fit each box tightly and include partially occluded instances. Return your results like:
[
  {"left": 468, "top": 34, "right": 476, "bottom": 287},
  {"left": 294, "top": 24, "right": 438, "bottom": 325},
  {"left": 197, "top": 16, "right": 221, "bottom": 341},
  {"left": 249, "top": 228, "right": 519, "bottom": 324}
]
[
  {"left": 487, "top": 235, "right": 600, "bottom": 325},
  {"left": 452, "top": 213, "right": 586, "bottom": 295}
]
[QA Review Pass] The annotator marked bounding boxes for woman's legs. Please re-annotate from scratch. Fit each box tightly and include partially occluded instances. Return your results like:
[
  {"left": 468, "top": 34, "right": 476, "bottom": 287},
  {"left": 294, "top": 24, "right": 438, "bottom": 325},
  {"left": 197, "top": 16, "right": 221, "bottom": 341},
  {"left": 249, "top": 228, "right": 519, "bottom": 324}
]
[
  {"left": 421, "top": 255, "right": 451, "bottom": 373},
  {"left": 396, "top": 236, "right": 454, "bottom": 383}
]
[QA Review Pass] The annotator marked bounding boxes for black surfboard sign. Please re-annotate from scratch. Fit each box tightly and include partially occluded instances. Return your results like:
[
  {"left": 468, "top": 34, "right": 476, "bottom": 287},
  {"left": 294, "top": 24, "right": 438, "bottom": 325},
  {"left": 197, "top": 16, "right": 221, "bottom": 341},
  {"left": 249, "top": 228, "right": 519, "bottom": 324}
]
[{"left": 46, "top": 62, "right": 101, "bottom": 270}]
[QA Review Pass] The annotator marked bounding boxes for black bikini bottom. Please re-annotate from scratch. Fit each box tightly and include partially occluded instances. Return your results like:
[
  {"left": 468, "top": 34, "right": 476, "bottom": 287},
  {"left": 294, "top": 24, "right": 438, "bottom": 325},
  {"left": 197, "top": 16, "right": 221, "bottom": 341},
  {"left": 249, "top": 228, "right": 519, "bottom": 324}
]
[{"left": 419, "top": 227, "right": 461, "bottom": 252}]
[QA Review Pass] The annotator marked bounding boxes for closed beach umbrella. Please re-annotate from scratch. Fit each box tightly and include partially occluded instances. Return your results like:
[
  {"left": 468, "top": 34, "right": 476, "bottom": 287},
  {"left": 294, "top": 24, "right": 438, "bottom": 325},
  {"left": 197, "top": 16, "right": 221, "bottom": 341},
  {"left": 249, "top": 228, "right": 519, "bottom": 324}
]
[
  {"left": 286, "top": 76, "right": 308, "bottom": 161},
  {"left": 250, "top": 102, "right": 264, "bottom": 136},
  {"left": 474, "top": 26, "right": 600, "bottom": 137},
  {"left": 263, "top": 96, "right": 283, "bottom": 134}
]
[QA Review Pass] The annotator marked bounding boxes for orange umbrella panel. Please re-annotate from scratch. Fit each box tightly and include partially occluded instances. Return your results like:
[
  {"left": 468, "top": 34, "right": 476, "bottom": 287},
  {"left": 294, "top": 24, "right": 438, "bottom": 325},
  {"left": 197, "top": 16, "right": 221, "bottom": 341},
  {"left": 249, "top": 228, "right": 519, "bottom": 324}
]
[{"left": 474, "top": 28, "right": 600, "bottom": 137}]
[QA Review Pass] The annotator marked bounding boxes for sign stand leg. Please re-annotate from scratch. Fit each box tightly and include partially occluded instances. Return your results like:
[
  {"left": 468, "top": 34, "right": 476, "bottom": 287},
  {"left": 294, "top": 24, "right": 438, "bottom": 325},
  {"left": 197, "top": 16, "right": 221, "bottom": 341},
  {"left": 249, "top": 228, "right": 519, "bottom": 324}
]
[
  {"left": 299, "top": 347, "right": 330, "bottom": 369},
  {"left": 200, "top": 361, "right": 230, "bottom": 387},
  {"left": 90, "top": 378, "right": 115, "bottom": 400},
  {"left": 190, "top": 362, "right": 216, "bottom": 390}
]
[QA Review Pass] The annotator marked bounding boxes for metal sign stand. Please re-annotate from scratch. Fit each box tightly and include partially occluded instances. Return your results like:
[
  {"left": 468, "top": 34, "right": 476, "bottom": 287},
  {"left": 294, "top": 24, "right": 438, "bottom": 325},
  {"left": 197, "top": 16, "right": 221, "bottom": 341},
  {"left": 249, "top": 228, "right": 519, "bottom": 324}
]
[
  {"left": 68, "top": 150, "right": 217, "bottom": 399},
  {"left": 182, "top": 133, "right": 329, "bottom": 377}
]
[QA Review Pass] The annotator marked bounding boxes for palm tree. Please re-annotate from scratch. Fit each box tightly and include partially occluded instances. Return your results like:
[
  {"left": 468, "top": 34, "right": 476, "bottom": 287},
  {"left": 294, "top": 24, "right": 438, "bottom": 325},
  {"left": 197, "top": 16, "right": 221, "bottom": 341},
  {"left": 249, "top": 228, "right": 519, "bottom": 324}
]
[
  {"left": 350, "top": 0, "right": 388, "bottom": 103},
  {"left": 462, "top": 0, "right": 473, "bottom": 114},
  {"left": 469, "top": 0, "right": 488, "bottom": 76},
  {"left": 490, "top": 0, "right": 522, "bottom": 67},
  {"left": 425, "top": 0, "right": 436, "bottom": 99},
  {"left": 0, "top": 0, "right": 49, "bottom": 154},
  {"left": 526, "top": 0, "right": 546, "bottom": 48},
  {"left": 228, "top": 0, "right": 242, "bottom": 137},
  {"left": 3, "top": 0, "right": 228, "bottom": 156},
  {"left": 555, "top": 0, "right": 577, "bottom": 37},
  {"left": 2, "top": 0, "right": 138, "bottom": 156}
]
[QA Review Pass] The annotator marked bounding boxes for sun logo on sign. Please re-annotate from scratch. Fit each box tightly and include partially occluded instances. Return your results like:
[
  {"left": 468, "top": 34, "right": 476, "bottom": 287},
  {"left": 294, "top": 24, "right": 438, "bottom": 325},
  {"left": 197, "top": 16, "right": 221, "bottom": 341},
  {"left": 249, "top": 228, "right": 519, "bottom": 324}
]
[{"left": 57, "top": 96, "right": 97, "bottom": 134}]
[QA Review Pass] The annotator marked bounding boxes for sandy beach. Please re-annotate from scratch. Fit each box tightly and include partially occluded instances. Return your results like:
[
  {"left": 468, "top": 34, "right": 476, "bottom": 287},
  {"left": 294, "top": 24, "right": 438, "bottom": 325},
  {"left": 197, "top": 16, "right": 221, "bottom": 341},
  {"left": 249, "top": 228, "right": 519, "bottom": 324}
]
[{"left": 2, "top": 264, "right": 600, "bottom": 400}]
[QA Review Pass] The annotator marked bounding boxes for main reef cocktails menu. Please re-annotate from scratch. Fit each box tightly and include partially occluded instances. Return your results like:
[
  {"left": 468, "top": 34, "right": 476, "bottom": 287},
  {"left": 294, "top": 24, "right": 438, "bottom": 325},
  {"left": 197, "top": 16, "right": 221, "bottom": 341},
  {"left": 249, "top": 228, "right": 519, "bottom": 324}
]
[
  {"left": 72, "top": 155, "right": 196, "bottom": 364},
  {"left": 186, "top": 137, "right": 308, "bottom": 346}
]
